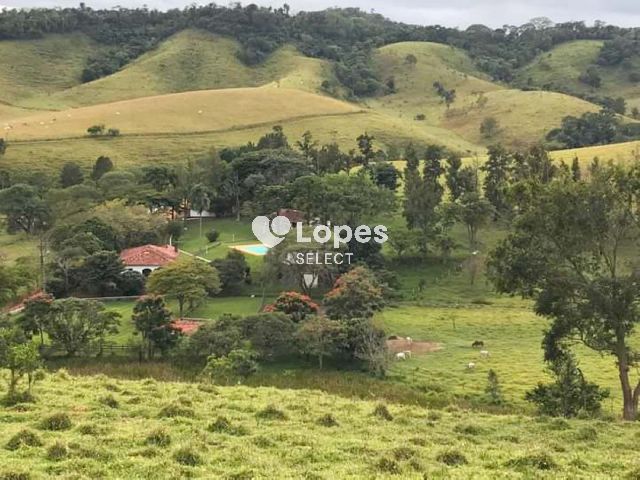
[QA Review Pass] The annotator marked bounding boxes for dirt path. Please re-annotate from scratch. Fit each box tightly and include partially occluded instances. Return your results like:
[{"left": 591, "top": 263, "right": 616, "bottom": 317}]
[{"left": 386, "top": 338, "right": 442, "bottom": 354}]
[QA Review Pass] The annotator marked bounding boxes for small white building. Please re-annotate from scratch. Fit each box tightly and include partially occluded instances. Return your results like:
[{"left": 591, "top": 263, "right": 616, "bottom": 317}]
[
  {"left": 119, "top": 244, "right": 179, "bottom": 276},
  {"left": 189, "top": 209, "right": 216, "bottom": 218}
]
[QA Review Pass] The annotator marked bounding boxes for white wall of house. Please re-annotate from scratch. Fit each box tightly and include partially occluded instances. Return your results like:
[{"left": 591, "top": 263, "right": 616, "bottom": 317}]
[
  {"left": 125, "top": 266, "right": 159, "bottom": 275},
  {"left": 189, "top": 209, "right": 215, "bottom": 218}
]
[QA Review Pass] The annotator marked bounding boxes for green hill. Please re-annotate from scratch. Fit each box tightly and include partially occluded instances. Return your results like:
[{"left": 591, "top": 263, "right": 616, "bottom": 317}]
[
  {"left": 369, "top": 41, "right": 602, "bottom": 149},
  {"left": 49, "top": 29, "right": 340, "bottom": 107},
  {"left": 516, "top": 40, "right": 640, "bottom": 110},
  {"left": 1, "top": 372, "right": 639, "bottom": 479},
  {"left": 0, "top": 33, "right": 100, "bottom": 109}
]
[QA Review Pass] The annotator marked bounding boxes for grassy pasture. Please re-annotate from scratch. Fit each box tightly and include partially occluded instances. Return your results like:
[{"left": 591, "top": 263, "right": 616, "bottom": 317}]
[
  {"left": 49, "top": 30, "right": 340, "bottom": 107},
  {"left": 0, "top": 33, "right": 99, "bottom": 109},
  {"left": 0, "top": 229, "right": 37, "bottom": 264},
  {"left": 2, "top": 373, "right": 640, "bottom": 478},
  {"left": 5, "top": 87, "right": 361, "bottom": 141},
  {"left": 1, "top": 110, "right": 481, "bottom": 175},
  {"left": 369, "top": 41, "right": 602, "bottom": 149},
  {"left": 516, "top": 39, "right": 640, "bottom": 110}
]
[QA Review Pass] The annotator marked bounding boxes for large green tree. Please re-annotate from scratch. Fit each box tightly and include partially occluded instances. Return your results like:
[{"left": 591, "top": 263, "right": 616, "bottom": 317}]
[
  {"left": 0, "top": 184, "right": 51, "bottom": 235},
  {"left": 45, "top": 298, "right": 120, "bottom": 356},
  {"left": 487, "top": 165, "right": 640, "bottom": 420},
  {"left": 132, "top": 295, "right": 180, "bottom": 358},
  {"left": 146, "top": 259, "right": 221, "bottom": 317},
  {"left": 0, "top": 318, "right": 41, "bottom": 400}
]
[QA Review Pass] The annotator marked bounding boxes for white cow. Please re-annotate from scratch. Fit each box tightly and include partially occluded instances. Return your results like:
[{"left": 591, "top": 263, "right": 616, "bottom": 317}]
[
  {"left": 480, "top": 350, "right": 490, "bottom": 358},
  {"left": 467, "top": 362, "right": 476, "bottom": 369},
  {"left": 395, "top": 352, "right": 407, "bottom": 361},
  {"left": 406, "top": 336, "right": 413, "bottom": 344}
]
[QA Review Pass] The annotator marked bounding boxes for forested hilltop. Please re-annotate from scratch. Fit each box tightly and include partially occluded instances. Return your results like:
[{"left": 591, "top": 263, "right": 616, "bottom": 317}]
[{"left": 1, "top": 5, "right": 637, "bottom": 98}]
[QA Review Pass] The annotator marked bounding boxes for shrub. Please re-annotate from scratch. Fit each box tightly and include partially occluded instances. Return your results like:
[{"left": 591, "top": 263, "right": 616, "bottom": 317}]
[
  {"left": 197, "top": 383, "right": 218, "bottom": 394},
  {"left": 317, "top": 413, "right": 339, "bottom": 427},
  {"left": 376, "top": 457, "right": 401, "bottom": 474},
  {"left": 87, "top": 124, "right": 105, "bottom": 136},
  {"left": 173, "top": 446, "right": 202, "bottom": 466},
  {"left": 505, "top": 452, "right": 557, "bottom": 470},
  {"left": 436, "top": 450, "right": 468, "bottom": 466},
  {"left": 206, "top": 229, "right": 220, "bottom": 243},
  {"left": 485, "top": 369, "right": 504, "bottom": 405},
  {"left": 226, "top": 470, "right": 255, "bottom": 480},
  {"left": 525, "top": 353, "right": 608, "bottom": 418},
  {"left": 6, "top": 430, "right": 42, "bottom": 450},
  {"left": 626, "top": 467, "right": 640, "bottom": 480},
  {"left": 207, "top": 416, "right": 248, "bottom": 435},
  {"left": 46, "top": 441, "right": 68, "bottom": 461},
  {"left": 40, "top": 413, "right": 72, "bottom": 431},
  {"left": 392, "top": 446, "right": 415, "bottom": 460},
  {"left": 548, "top": 418, "right": 570, "bottom": 430},
  {"left": 454, "top": 423, "right": 484, "bottom": 436},
  {"left": 99, "top": 394, "right": 119, "bottom": 409},
  {"left": 574, "top": 426, "right": 598, "bottom": 441},
  {"left": 256, "top": 405, "right": 287, "bottom": 421},
  {"left": 202, "top": 348, "right": 259, "bottom": 384},
  {"left": 0, "top": 472, "right": 30, "bottom": 480},
  {"left": 427, "top": 411, "right": 441, "bottom": 421},
  {"left": 158, "top": 403, "right": 195, "bottom": 418},
  {"left": 373, "top": 403, "right": 393, "bottom": 421},
  {"left": 146, "top": 428, "right": 171, "bottom": 447},
  {"left": 77, "top": 423, "right": 100, "bottom": 435}
]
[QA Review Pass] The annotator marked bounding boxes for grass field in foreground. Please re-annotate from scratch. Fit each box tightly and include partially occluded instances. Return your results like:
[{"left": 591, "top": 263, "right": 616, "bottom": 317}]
[{"left": 2, "top": 373, "right": 640, "bottom": 479}]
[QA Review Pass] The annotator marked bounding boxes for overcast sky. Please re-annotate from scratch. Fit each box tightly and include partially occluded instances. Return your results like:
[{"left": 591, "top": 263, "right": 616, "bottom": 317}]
[{"left": 1, "top": 0, "right": 639, "bottom": 29}]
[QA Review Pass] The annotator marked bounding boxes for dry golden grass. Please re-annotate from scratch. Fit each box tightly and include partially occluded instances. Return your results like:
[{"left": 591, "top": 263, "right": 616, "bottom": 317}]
[
  {"left": 5, "top": 87, "right": 361, "bottom": 141},
  {"left": 369, "top": 41, "right": 603, "bottom": 149}
]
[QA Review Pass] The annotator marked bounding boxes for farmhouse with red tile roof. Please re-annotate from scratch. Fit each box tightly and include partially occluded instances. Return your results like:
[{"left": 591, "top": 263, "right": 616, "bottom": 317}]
[{"left": 119, "top": 244, "right": 179, "bottom": 276}]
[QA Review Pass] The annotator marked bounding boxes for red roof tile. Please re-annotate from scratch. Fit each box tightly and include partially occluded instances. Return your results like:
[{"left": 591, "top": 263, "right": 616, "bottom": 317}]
[
  {"left": 172, "top": 319, "right": 202, "bottom": 335},
  {"left": 119, "top": 244, "right": 179, "bottom": 267}
]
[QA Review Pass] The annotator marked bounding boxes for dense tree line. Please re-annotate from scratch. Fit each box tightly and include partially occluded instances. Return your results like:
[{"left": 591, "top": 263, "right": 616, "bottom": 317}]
[
  {"left": 547, "top": 108, "right": 640, "bottom": 148},
  {"left": 0, "top": 6, "right": 631, "bottom": 96}
]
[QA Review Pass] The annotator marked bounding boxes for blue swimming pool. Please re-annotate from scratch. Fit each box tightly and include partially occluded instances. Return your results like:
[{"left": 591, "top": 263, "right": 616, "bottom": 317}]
[{"left": 233, "top": 244, "right": 270, "bottom": 256}]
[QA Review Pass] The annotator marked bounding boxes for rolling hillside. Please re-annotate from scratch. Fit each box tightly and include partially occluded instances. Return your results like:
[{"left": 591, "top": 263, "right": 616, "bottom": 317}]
[
  {"left": 2, "top": 372, "right": 640, "bottom": 479},
  {"left": 48, "top": 29, "right": 341, "bottom": 107},
  {"left": 2, "top": 33, "right": 640, "bottom": 175},
  {"left": 0, "top": 33, "right": 100, "bottom": 110},
  {"left": 5, "top": 87, "right": 361, "bottom": 141},
  {"left": 517, "top": 40, "right": 640, "bottom": 110},
  {"left": 368, "top": 41, "right": 602, "bottom": 148}
]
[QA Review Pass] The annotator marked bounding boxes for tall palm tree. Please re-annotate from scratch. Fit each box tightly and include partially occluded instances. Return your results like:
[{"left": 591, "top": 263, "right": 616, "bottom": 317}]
[{"left": 189, "top": 183, "right": 210, "bottom": 238}]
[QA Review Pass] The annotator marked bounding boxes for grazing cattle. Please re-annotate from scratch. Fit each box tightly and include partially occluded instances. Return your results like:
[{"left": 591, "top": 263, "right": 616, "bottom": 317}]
[
  {"left": 406, "top": 337, "right": 413, "bottom": 344},
  {"left": 388, "top": 335, "right": 399, "bottom": 340},
  {"left": 403, "top": 350, "right": 412, "bottom": 358},
  {"left": 467, "top": 362, "right": 476, "bottom": 369},
  {"left": 395, "top": 352, "right": 406, "bottom": 361},
  {"left": 480, "top": 350, "right": 490, "bottom": 358},
  {"left": 472, "top": 340, "right": 484, "bottom": 348}
]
